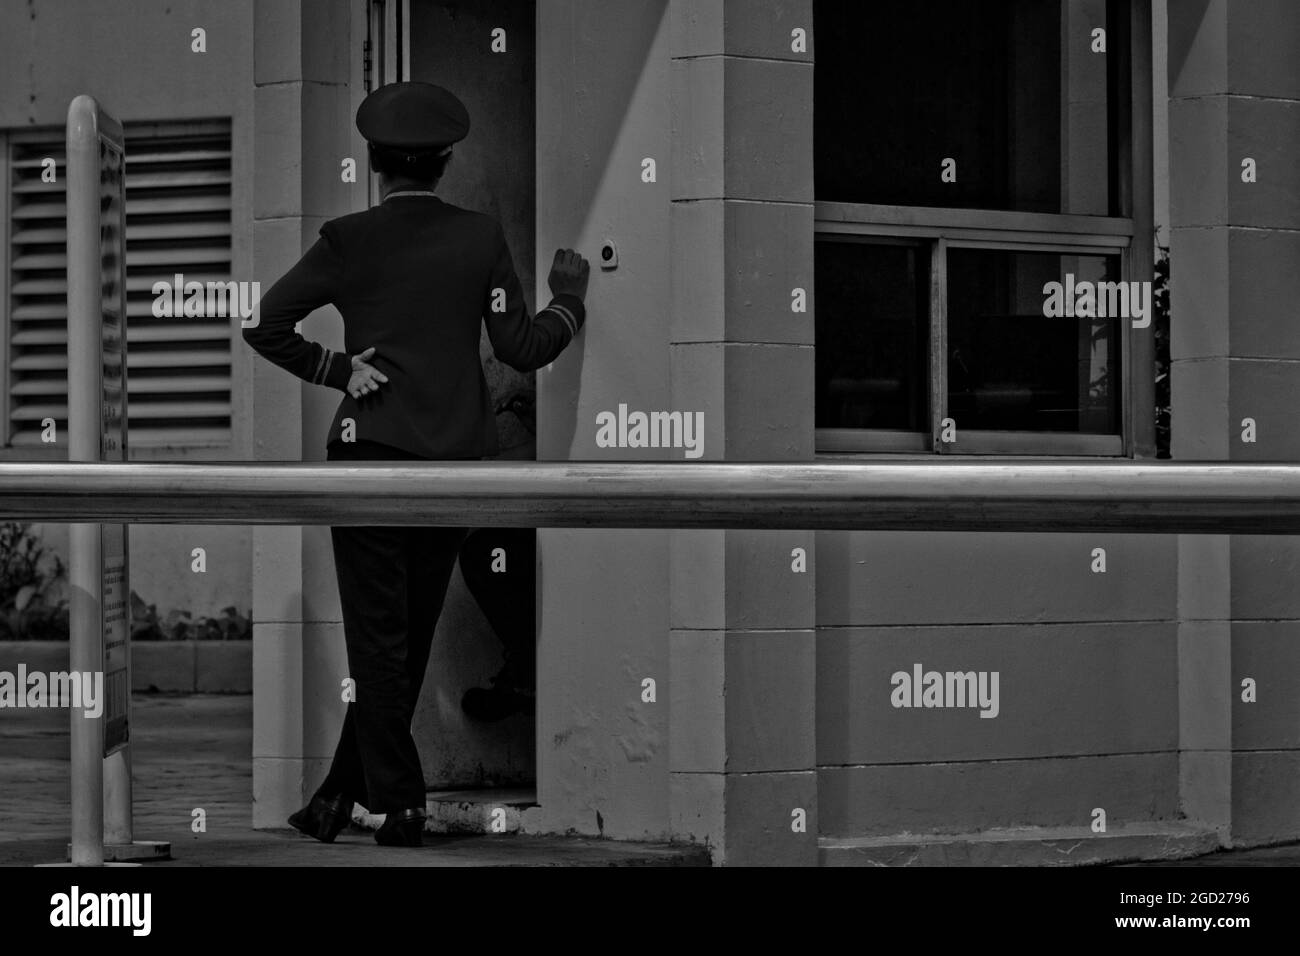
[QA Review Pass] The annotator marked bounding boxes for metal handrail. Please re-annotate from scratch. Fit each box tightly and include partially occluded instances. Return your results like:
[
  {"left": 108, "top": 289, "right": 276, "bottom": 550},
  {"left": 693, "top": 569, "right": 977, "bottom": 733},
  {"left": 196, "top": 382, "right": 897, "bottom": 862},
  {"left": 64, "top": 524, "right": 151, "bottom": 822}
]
[{"left": 2, "top": 460, "right": 1300, "bottom": 532}]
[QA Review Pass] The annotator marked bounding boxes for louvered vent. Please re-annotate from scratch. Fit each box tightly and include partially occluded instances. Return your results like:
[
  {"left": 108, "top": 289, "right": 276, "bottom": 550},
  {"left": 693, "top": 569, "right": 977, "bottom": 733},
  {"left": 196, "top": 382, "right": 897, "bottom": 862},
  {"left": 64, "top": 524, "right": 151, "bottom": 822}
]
[
  {"left": 6, "top": 121, "right": 233, "bottom": 449},
  {"left": 7, "top": 136, "right": 67, "bottom": 447}
]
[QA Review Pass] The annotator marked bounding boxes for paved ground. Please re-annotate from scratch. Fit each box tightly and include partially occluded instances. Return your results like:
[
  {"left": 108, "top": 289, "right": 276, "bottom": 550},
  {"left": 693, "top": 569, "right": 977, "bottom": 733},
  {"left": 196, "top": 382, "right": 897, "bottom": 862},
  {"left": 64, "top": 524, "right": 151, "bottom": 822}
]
[
  {"left": 0, "top": 694, "right": 705, "bottom": 866},
  {"left": 2, "top": 693, "right": 1297, "bottom": 867}
]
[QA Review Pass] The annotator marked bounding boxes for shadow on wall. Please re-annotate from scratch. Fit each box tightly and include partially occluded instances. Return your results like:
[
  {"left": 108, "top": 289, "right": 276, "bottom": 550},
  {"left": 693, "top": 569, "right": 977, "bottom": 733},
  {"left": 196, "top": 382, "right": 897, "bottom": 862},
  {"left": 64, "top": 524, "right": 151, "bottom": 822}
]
[{"left": 535, "top": 1, "right": 668, "bottom": 461}]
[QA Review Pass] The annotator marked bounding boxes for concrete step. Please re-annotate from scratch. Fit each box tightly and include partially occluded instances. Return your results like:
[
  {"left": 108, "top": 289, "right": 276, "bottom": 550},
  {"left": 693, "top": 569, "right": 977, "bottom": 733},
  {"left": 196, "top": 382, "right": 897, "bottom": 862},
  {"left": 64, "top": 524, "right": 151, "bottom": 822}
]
[
  {"left": 354, "top": 788, "right": 537, "bottom": 835},
  {"left": 820, "top": 822, "right": 1222, "bottom": 866},
  {"left": 341, "top": 790, "right": 710, "bottom": 865}
]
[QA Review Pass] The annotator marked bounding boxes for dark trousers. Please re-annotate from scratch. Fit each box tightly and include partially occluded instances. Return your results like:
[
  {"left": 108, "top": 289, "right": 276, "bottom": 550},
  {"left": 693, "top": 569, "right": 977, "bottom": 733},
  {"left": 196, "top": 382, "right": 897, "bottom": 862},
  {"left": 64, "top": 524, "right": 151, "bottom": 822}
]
[{"left": 317, "top": 439, "right": 467, "bottom": 812}]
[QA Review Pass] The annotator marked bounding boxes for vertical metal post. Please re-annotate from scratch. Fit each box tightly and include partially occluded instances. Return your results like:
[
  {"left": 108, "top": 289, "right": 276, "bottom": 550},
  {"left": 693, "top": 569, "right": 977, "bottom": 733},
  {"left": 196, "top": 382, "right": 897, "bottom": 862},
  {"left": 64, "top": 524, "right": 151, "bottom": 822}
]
[
  {"left": 64, "top": 94, "right": 154, "bottom": 865},
  {"left": 65, "top": 94, "right": 105, "bottom": 867}
]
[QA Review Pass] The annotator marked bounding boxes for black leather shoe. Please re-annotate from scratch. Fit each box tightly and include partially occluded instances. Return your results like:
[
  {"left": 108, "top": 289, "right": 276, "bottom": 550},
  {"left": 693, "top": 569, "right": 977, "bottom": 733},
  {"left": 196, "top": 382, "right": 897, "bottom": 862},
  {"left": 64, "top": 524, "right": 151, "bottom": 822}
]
[
  {"left": 288, "top": 794, "right": 353, "bottom": 843},
  {"left": 375, "top": 808, "right": 426, "bottom": 847}
]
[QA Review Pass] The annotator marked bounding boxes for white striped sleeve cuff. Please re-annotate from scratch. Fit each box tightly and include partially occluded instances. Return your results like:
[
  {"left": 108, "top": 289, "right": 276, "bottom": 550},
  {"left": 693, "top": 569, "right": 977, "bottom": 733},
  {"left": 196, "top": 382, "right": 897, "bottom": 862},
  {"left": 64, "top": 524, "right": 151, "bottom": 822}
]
[
  {"left": 544, "top": 302, "right": 580, "bottom": 338},
  {"left": 312, "top": 347, "right": 333, "bottom": 385}
]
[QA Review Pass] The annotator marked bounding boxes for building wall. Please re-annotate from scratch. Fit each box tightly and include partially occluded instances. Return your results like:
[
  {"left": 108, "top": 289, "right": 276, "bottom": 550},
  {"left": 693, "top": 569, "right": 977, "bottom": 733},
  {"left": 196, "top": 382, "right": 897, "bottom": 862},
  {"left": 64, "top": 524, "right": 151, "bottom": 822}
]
[
  {"left": 247, "top": 0, "right": 364, "bottom": 826},
  {"left": 0, "top": 0, "right": 255, "bottom": 624},
  {"left": 1168, "top": 0, "right": 1300, "bottom": 847},
  {"left": 533, "top": 0, "right": 674, "bottom": 839},
  {"left": 816, "top": 530, "right": 1179, "bottom": 835},
  {"left": 529, "top": 0, "right": 1185, "bottom": 854}
]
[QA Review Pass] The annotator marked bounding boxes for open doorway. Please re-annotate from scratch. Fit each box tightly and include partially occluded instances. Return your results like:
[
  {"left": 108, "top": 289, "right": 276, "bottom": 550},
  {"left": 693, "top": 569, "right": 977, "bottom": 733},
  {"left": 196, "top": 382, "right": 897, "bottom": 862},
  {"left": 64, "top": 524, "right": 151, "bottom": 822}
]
[{"left": 399, "top": 0, "right": 540, "bottom": 824}]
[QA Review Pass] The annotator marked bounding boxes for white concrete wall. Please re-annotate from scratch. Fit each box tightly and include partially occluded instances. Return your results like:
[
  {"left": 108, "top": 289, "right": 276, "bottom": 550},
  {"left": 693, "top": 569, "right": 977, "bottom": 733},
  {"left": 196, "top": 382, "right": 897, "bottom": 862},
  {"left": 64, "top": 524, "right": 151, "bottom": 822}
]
[
  {"left": 0, "top": 0, "right": 255, "bottom": 624},
  {"left": 533, "top": 0, "right": 674, "bottom": 839}
]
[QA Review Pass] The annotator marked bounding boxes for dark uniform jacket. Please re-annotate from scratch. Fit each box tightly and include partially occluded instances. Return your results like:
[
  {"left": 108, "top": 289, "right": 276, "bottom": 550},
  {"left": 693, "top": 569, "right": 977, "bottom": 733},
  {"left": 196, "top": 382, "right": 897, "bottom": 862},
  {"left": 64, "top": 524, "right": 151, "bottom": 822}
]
[{"left": 243, "top": 193, "right": 585, "bottom": 459}]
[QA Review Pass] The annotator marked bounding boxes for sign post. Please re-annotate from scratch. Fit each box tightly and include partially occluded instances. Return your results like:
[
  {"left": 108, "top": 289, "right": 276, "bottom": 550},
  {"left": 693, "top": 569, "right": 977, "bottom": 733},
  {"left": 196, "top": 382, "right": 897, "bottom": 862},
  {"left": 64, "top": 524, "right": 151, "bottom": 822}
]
[{"left": 65, "top": 94, "right": 168, "bottom": 864}]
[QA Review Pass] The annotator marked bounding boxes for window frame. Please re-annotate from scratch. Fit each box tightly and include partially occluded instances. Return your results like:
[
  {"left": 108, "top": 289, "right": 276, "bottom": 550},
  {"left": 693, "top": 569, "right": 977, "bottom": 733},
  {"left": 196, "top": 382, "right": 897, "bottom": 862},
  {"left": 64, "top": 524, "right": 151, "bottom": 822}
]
[{"left": 813, "top": 0, "right": 1155, "bottom": 460}]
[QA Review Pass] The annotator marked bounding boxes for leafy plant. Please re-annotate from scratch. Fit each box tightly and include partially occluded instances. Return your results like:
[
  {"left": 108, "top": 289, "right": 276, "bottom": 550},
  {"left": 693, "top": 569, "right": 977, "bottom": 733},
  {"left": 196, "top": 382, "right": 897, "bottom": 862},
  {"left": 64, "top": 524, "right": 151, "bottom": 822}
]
[
  {"left": 130, "top": 593, "right": 250, "bottom": 641},
  {"left": 0, "top": 522, "right": 70, "bottom": 640},
  {"left": 0, "top": 524, "right": 251, "bottom": 641}
]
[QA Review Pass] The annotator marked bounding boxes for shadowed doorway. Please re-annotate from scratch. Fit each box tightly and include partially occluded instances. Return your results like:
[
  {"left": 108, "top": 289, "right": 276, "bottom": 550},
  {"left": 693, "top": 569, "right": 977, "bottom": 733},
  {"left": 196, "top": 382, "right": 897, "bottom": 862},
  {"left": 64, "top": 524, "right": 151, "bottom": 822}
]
[{"left": 405, "top": 0, "right": 539, "bottom": 812}]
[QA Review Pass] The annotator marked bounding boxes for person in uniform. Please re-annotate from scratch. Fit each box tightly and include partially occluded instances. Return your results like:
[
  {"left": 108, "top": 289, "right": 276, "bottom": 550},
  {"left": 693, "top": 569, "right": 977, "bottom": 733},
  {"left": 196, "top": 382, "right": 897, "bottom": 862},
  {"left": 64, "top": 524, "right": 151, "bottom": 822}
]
[{"left": 243, "top": 81, "right": 590, "bottom": 847}]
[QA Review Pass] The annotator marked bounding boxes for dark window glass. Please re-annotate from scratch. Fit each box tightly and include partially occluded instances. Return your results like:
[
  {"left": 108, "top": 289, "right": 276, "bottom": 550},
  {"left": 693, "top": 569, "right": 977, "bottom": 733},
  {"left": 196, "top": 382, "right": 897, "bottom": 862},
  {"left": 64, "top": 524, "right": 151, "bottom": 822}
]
[
  {"left": 815, "top": 0, "right": 1115, "bottom": 215},
  {"left": 815, "top": 240, "right": 930, "bottom": 431},
  {"left": 946, "top": 248, "right": 1121, "bottom": 434}
]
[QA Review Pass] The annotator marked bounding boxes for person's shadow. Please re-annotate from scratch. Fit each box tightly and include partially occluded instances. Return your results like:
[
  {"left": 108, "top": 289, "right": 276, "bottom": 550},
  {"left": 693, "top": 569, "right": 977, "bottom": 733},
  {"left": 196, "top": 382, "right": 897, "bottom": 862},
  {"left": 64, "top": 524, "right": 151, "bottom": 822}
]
[{"left": 454, "top": 391, "right": 539, "bottom": 722}]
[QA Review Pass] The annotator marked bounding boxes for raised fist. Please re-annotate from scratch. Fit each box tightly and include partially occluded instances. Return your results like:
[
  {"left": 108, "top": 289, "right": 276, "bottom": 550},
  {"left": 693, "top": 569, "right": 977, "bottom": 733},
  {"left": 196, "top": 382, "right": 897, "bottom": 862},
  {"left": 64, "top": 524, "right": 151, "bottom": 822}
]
[{"left": 547, "top": 248, "right": 590, "bottom": 301}]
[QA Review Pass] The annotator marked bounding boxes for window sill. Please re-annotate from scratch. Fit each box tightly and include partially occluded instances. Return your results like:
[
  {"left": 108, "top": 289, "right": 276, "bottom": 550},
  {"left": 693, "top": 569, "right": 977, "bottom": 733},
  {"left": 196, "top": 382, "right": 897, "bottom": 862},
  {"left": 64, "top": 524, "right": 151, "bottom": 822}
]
[{"left": 816, "top": 428, "right": 1127, "bottom": 459}]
